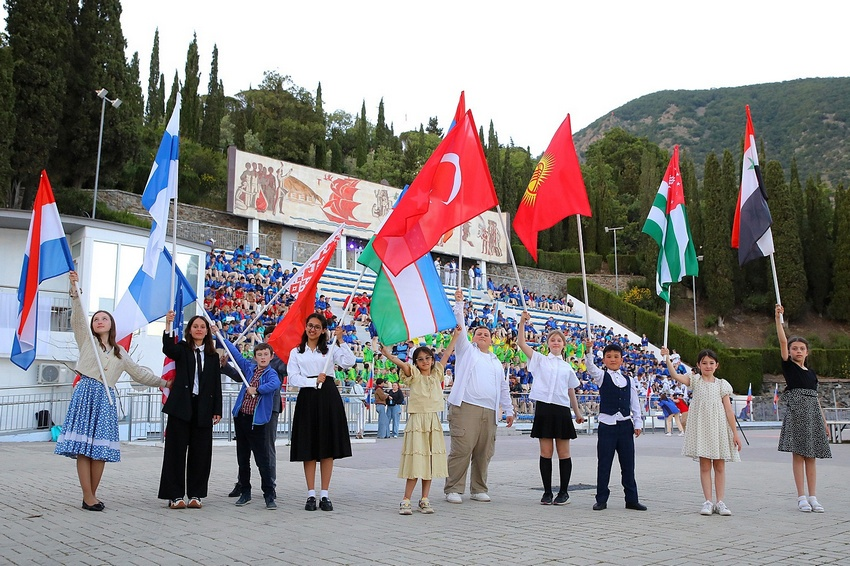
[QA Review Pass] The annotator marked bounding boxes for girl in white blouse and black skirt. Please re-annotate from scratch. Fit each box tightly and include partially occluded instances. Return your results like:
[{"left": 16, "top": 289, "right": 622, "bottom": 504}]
[
  {"left": 518, "top": 311, "right": 584, "bottom": 506},
  {"left": 287, "top": 313, "right": 356, "bottom": 511}
]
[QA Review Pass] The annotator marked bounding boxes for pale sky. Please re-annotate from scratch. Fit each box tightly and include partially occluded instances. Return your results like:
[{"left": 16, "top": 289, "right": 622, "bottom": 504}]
[{"left": 8, "top": 1, "right": 850, "bottom": 154}]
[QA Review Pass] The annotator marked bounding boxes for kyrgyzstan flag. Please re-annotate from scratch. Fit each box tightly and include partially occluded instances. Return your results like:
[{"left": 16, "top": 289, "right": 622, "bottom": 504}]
[
  {"left": 731, "top": 105, "right": 774, "bottom": 265},
  {"left": 266, "top": 225, "right": 344, "bottom": 362},
  {"left": 513, "top": 114, "right": 591, "bottom": 262},
  {"left": 371, "top": 110, "right": 497, "bottom": 276}
]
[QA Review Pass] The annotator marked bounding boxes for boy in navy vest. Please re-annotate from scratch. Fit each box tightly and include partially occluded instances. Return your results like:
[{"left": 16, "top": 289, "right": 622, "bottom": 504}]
[{"left": 584, "top": 340, "right": 646, "bottom": 511}]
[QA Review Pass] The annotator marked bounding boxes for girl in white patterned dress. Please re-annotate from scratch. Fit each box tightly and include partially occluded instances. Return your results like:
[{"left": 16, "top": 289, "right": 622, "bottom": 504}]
[{"left": 661, "top": 347, "right": 741, "bottom": 516}]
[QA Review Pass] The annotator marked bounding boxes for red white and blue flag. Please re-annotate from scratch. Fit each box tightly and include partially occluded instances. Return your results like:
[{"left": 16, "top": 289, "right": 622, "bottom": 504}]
[
  {"left": 731, "top": 106, "right": 774, "bottom": 265},
  {"left": 773, "top": 383, "right": 779, "bottom": 415},
  {"left": 11, "top": 171, "right": 75, "bottom": 370},
  {"left": 645, "top": 381, "right": 653, "bottom": 413},
  {"left": 160, "top": 284, "right": 189, "bottom": 404}
]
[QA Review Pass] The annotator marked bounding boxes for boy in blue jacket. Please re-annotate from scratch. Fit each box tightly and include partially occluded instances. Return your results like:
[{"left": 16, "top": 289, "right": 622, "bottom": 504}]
[{"left": 221, "top": 339, "right": 281, "bottom": 510}]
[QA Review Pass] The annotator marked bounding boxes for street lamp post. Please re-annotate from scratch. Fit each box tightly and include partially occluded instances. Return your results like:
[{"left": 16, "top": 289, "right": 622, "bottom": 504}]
[
  {"left": 605, "top": 226, "right": 624, "bottom": 294},
  {"left": 92, "top": 88, "right": 122, "bottom": 219}
]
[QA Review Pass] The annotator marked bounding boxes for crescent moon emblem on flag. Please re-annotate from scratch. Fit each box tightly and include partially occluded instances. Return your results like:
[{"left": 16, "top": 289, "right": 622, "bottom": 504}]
[{"left": 439, "top": 153, "right": 462, "bottom": 205}]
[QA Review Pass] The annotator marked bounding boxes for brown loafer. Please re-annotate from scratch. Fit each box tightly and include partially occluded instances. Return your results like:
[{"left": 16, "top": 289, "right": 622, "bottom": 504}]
[{"left": 187, "top": 497, "right": 202, "bottom": 509}]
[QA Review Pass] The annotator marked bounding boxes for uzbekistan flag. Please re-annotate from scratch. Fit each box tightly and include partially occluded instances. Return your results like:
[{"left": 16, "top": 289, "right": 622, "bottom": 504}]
[
  {"left": 11, "top": 171, "right": 76, "bottom": 370},
  {"left": 141, "top": 94, "right": 180, "bottom": 276},
  {"left": 641, "top": 146, "right": 699, "bottom": 302},
  {"left": 731, "top": 105, "right": 774, "bottom": 265},
  {"left": 113, "top": 249, "right": 197, "bottom": 347}
]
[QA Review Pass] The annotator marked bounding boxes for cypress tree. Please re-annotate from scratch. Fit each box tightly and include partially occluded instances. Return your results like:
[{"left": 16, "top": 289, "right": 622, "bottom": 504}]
[
  {"left": 375, "top": 97, "right": 389, "bottom": 148},
  {"left": 802, "top": 177, "right": 833, "bottom": 312},
  {"left": 700, "top": 152, "right": 736, "bottom": 323},
  {"left": 355, "top": 100, "right": 368, "bottom": 167},
  {"left": 763, "top": 161, "right": 807, "bottom": 320},
  {"left": 158, "top": 72, "right": 165, "bottom": 118},
  {"left": 166, "top": 71, "right": 179, "bottom": 117},
  {"left": 0, "top": 34, "right": 15, "bottom": 206},
  {"left": 145, "top": 28, "right": 162, "bottom": 125},
  {"left": 829, "top": 184, "right": 850, "bottom": 320},
  {"left": 314, "top": 82, "right": 327, "bottom": 170},
  {"left": 180, "top": 33, "right": 201, "bottom": 140},
  {"left": 6, "top": 0, "right": 72, "bottom": 207},
  {"left": 200, "top": 44, "right": 224, "bottom": 149},
  {"left": 789, "top": 157, "right": 805, "bottom": 235},
  {"left": 486, "top": 121, "right": 501, "bottom": 183}
]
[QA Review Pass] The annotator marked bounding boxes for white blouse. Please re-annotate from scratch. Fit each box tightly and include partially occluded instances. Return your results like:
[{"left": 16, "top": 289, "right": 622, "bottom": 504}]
[
  {"left": 287, "top": 342, "right": 356, "bottom": 389},
  {"left": 527, "top": 352, "right": 580, "bottom": 407}
]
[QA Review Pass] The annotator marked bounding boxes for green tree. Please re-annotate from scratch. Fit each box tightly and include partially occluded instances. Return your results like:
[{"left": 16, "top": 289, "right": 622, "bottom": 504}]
[
  {"left": 355, "top": 100, "right": 368, "bottom": 167},
  {"left": 700, "top": 152, "right": 736, "bottom": 322},
  {"left": 763, "top": 160, "right": 807, "bottom": 320},
  {"left": 166, "top": 70, "right": 179, "bottom": 117},
  {"left": 486, "top": 121, "right": 501, "bottom": 187},
  {"left": 145, "top": 28, "right": 162, "bottom": 125},
  {"left": 313, "top": 82, "right": 327, "bottom": 170},
  {"left": 0, "top": 33, "right": 15, "bottom": 207},
  {"left": 829, "top": 184, "right": 850, "bottom": 320},
  {"left": 680, "top": 150, "right": 703, "bottom": 293},
  {"left": 200, "top": 44, "right": 225, "bottom": 150},
  {"left": 425, "top": 116, "right": 442, "bottom": 136},
  {"left": 375, "top": 97, "right": 392, "bottom": 149},
  {"left": 789, "top": 157, "right": 805, "bottom": 235},
  {"left": 180, "top": 33, "right": 201, "bottom": 140},
  {"left": 802, "top": 177, "right": 833, "bottom": 312}
]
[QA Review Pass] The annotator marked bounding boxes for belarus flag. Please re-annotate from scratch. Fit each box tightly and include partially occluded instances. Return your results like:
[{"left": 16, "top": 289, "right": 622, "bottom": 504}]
[
  {"left": 11, "top": 171, "right": 75, "bottom": 370},
  {"left": 641, "top": 146, "right": 699, "bottom": 303},
  {"left": 731, "top": 105, "right": 774, "bottom": 265}
]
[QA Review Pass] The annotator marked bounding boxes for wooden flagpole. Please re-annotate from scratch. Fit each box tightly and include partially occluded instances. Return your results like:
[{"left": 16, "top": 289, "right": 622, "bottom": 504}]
[
  {"left": 75, "top": 280, "right": 114, "bottom": 406},
  {"left": 496, "top": 204, "right": 527, "bottom": 310},
  {"left": 663, "top": 301, "right": 670, "bottom": 347},
  {"left": 575, "top": 214, "right": 591, "bottom": 337},
  {"left": 769, "top": 253, "right": 784, "bottom": 324}
]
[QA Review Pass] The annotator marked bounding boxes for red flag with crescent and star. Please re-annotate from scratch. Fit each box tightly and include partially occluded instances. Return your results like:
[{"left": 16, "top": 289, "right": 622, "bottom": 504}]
[
  {"left": 372, "top": 109, "right": 497, "bottom": 276},
  {"left": 513, "top": 114, "right": 591, "bottom": 262}
]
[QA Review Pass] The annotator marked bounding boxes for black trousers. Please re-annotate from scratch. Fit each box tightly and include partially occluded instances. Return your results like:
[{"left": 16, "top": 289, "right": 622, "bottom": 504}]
[
  {"left": 234, "top": 412, "right": 275, "bottom": 498},
  {"left": 595, "top": 420, "right": 639, "bottom": 505},
  {"left": 158, "top": 397, "right": 213, "bottom": 499}
]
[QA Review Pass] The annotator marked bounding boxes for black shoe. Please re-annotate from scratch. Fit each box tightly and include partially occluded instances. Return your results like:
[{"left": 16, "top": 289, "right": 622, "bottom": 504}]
[
  {"left": 553, "top": 492, "right": 570, "bottom": 505},
  {"left": 265, "top": 497, "right": 277, "bottom": 510},
  {"left": 540, "top": 492, "right": 554, "bottom": 505},
  {"left": 82, "top": 501, "right": 104, "bottom": 512},
  {"left": 319, "top": 497, "right": 333, "bottom": 511},
  {"left": 625, "top": 501, "right": 648, "bottom": 511},
  {"left": 593, "top": 502, "right": 607, "bottom": 511},
  {"left": 235, "top": 492, "right": 252, "bottom": 507},
  {"left": 305, "top": 496, "right": 317, "bottom": 511},
  {"left": 228, "top": 483, "right": 242, "bottom": 497}
]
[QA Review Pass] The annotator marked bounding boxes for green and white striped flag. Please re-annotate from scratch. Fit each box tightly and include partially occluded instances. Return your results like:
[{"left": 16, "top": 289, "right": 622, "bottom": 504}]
[{"left": 642, "top": 146, "right": 699, "bottom": 303}]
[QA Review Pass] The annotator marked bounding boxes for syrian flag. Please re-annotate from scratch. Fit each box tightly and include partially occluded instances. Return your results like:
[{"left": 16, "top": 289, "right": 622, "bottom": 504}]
[
  {"left": 11, "top": 171, "right": 75, "bottom": 370},
  {"left": 641, "top": 146, "right": 699, "bottom": 302},
  {"left": 731, "top": 105, "right": 774, "bottom": 265}
]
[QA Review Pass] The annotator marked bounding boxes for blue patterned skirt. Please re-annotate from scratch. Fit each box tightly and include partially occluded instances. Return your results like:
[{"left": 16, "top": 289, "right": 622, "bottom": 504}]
[{"left": 54, "top": 377, "right": 121, "bottom": 462}]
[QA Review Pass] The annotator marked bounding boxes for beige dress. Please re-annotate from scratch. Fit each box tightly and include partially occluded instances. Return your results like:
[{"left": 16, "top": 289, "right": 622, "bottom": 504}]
[
  {"left": 398, "top": 363, "right": 448, "bottom": 480},
  {"left": 681, "top": 374, "right": 740, "bottom": 462}
]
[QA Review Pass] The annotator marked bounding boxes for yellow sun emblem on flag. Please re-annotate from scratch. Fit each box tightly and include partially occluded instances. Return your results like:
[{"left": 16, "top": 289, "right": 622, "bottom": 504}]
[{"left": 521, "top": 153, "right": 554, "bottom": 207}]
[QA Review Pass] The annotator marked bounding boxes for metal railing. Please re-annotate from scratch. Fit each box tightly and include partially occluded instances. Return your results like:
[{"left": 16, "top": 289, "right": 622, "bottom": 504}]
[
  {"left": 176, "top": 219, "right": 268, "bottom": 256},
  {"left": 0, "top": 385, "right": 74, "bottom": 433},
  {"left": 290, "top": 240, "right": 322, "bottom": 264}
]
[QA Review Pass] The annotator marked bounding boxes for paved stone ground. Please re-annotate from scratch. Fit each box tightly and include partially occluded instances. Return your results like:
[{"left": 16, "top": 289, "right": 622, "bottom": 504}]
[{"left": 0, "top": 427, "right": 847, "bottom": 565}]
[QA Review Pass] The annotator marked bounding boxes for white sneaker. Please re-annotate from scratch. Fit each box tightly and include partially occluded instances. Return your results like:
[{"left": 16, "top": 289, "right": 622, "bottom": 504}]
[
  {"left": 445, "top": 492, "right": 462, "bottom": 504},
  {"left": 678, "top": 432, "right": 685, "bottom": 437},
  {"left": 715, "top": 501, "right": 732, "bottom": 516},
  {"left": 665, "top": 432, "right": 672, "bottom": 436},
  {"left": 700, "top": 500, "right": 714, "bottom": 516},
  {"left": 399, "top": 499, "right": 413, "bottom": 515},
  {"left": 798, "top": 496, "right": 812, "bottom": 512},
  {"left": 807, "top": 496, "right": 824, "bottom": 513},
  {"left": 470, "top": 492, "right": 491, "bottom": 502}
]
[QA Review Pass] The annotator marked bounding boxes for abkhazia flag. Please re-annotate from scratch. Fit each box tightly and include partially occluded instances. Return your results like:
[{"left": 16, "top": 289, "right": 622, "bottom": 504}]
[
  {"left": 513, "top": 114, "right": 591, "bottom": 262},
  {"left": 358, "top": 186, "right": 456, "bottom": 345},
  {"left": 642, "top": 145, "right": 699, "bottom": 303},
  {"left": 371, "top": 110, "right": 497, "bottom": 276},
  {"left": 731, "top": 105, "right": 774, "bottom": 265},
  {"left": 113, "top": 249, "right": 197, "bottom": 348},
  {"left": 141, "top": 94, "right": 180, "bottom": 276},
  {"left": 11, "top": 171, "right": 75, "bottom": 370},
  {"left": 266, "top": 225, "right": 344, "bottom": 363}
]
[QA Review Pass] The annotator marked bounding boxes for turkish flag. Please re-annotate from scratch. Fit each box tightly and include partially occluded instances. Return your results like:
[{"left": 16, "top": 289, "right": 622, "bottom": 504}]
[
  {"left": 372, "top": 110, "right": 497, "bottom": 276},
  {"left": 266, "top": 226, "right": 343, "bottom": 362},
  {"left": 513, "top": 114, "right": 591, "bottom": 262}
]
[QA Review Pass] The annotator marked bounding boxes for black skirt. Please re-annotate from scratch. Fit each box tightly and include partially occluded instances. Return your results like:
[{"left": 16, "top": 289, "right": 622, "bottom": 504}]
[
  {"left": 290, "top": 378, "right": 352, "bottom": 462},
  {"left": 531, "top": 401, "right": 577, "bottom": 440}
]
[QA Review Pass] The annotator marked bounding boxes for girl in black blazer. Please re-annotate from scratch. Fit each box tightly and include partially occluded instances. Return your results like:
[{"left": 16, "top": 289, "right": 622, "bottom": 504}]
[{"left": 158, "top": 312, "right": 223, "bottom": 509}]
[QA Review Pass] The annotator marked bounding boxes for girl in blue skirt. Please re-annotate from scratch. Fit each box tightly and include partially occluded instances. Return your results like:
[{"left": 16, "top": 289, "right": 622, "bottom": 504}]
[{"left": 55, "top": 272, "right": 168, "bottom": 511}]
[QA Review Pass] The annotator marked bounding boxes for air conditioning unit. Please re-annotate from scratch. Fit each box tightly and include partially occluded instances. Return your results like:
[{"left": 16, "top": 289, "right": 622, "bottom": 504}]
[{"left": 37, "top": 364, "right": 70, "bottom": 385}]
